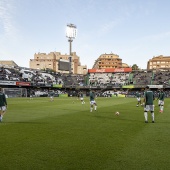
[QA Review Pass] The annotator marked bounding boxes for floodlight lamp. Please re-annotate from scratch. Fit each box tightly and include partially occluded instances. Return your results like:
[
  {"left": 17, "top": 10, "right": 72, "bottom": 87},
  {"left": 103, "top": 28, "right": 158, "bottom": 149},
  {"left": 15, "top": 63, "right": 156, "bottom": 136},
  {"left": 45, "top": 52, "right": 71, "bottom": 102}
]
[{"left": 66, "top": 24, "right": 77, "bottom": 39}]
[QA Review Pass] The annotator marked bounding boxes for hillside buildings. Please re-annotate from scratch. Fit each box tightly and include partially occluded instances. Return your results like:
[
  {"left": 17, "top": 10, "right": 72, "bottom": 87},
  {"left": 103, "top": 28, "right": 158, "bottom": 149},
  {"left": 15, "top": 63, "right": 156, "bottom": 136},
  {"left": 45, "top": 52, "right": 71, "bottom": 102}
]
[
  {"left": 92, "top": 53, "right": 130, "bottom": 69},
  {"left": 29, "top": 52, "right": 87, "bottom": 74},
  {"left": 0, "top": 60, "right": 18, "bottom": 67},
  {"left": 147, "top": 55, "right": 170, "bottom": 70}
]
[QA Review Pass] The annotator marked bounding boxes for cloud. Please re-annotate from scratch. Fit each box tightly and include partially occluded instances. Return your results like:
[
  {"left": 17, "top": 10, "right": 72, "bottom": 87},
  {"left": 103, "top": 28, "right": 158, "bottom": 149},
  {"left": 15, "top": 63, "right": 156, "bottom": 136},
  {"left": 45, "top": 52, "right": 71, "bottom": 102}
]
[
  {"left": 96, "top": 18, "right": 122, "bottom": 37},
  {"left": 0, "top": 0, "right": 16, "bottom": 38}
]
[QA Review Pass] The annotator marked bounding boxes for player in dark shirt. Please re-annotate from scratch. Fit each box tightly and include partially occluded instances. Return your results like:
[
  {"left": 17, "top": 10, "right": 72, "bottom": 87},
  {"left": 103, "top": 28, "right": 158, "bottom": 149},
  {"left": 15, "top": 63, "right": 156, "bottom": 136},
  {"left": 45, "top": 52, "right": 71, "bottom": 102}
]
[
  {"left": 143, "top": 86, "right": 155, "bottom": 123},
  {"left": 0, "top": 87, "right": 7, "bottom": 122}
]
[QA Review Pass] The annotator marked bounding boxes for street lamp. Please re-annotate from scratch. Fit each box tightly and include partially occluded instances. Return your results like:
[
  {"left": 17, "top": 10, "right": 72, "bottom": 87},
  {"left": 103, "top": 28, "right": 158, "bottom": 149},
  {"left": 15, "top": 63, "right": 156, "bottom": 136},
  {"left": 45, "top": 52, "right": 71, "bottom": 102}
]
[{"left": 66, "top": 23, "right": 77, "bottom": 74}]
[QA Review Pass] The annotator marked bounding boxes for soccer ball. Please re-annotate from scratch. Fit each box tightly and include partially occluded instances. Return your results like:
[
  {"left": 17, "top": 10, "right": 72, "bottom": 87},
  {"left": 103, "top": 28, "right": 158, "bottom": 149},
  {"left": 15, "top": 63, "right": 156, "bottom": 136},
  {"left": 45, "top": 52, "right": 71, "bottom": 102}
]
[{"left": 115, "top": 111, "right": 120, "bottom": 116}]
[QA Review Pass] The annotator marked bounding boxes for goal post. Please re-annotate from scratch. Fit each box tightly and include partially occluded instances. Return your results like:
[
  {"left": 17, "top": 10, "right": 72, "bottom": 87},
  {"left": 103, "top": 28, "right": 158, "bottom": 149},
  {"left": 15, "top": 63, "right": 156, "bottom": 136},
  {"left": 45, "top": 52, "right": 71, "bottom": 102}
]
[{"left": 2, "top": 88, "right": 27, "bottom": 98}]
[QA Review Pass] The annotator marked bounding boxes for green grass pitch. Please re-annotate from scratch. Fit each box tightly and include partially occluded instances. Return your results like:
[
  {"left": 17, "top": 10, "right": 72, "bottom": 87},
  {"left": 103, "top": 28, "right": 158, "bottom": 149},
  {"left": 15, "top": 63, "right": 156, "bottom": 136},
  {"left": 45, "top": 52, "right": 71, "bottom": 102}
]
[{"left": 1, "top": 97, "right": 170, "bottom": 170}]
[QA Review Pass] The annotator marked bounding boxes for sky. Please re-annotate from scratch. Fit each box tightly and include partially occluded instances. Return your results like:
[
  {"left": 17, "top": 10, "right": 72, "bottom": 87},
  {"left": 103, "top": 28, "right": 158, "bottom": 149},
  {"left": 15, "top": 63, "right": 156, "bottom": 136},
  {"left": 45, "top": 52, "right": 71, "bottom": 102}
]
[{"left": 0, "top": 0, "right": 170, "bottom": 69}]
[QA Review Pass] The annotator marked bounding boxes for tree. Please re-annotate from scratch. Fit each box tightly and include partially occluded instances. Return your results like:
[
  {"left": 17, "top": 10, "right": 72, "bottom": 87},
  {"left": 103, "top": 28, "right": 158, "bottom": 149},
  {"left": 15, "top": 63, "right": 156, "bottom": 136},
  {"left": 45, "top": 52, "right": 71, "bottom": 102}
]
[{"left": 132, "top": 64, "right": 139, "bottom": 70}]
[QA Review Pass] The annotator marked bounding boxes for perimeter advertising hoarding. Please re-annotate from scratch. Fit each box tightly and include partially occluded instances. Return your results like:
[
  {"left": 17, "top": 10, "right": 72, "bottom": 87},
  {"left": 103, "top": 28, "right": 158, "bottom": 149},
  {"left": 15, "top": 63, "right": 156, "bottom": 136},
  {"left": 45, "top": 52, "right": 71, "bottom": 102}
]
[
  {"left": 122, "top": 85, "right": 134, "bottom": 88},
  {"left": 148, "top": 85, "right": 163, "bottom": 88},
  {"left": 88, "top": 68, "right": 132, "bottom": 73},
  {"left": 112, "top": 94, "right": 125, "bottom": 97},
  {"left": 134, "top": 85, "right": 147, "bottom": 88},
  {"left": 45, "top": 84, "right": 52, "bottom": 87},
  {"left": 53, "top": 84, "right": 62, "bottom": 88},
  {"left": 16, "top": 82, "right": 31, "bottom": 86},
  {"left": 59, "top": 94, "right": 68, "bottom": 97},
  {"left": 134, "top": 85, "right": 164, "bottom": 88},
  {"left": 0, "top": 81, "right": 16, "bottom": 85}
]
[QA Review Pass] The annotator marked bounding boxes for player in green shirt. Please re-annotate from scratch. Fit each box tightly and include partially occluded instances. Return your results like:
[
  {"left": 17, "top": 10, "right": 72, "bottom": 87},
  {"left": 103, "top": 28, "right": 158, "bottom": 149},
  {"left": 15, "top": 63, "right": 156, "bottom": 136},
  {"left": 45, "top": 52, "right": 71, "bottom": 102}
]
[
  {"left": 136, "top": 91, "right": 142, "bottom": 107},
  {"left": 79, "top": 91, "right": 85, "bottom": 104},
  {"left": 157, "top": 88, "right": 165, "bottom": 113},
  {"left": 0, "top": 87, "right": 7, "bottom": 122},
  {"left": 143, "top": 86, "right": 155, "bottom": 123},
  {"left": 49, "top": 91, "right": 54, "bottom": 102},
  {"left": 157, "top": 89, "right": 161, "bottom": 106},
  {"left": 89, "top": 90, "right": 97, "bottom": 112}
]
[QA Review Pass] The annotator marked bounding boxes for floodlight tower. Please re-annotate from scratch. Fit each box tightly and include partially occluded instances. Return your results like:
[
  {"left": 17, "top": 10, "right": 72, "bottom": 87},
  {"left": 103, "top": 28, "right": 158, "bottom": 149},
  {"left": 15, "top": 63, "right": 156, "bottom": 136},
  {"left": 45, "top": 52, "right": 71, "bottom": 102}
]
[{"left": 66, "top": 23, "right": 77, "bottom": 74}]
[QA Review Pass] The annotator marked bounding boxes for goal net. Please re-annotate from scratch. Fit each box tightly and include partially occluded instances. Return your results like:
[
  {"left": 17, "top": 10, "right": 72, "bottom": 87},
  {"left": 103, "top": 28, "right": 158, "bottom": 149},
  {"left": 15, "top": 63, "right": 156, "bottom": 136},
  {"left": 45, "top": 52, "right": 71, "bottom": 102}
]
[{"left": 2, "top": 88, "right": 27, "bottom": 98}]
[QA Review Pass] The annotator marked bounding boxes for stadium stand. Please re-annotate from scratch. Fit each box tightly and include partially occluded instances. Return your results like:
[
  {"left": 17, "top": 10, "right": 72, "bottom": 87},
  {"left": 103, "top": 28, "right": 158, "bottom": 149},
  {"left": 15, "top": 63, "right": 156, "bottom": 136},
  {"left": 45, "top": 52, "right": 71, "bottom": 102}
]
[
  {"left": 88, "top": 72, "right": 129, "bottom": 87},
  {"left": 151, "top": 70, "right": 170, "bottom": 85},
  {"left": 132, "top": 71, "right": 152, "bottom": 85},
  {"left": 1, "top": 64, "right": 170, "bottom": 89}
]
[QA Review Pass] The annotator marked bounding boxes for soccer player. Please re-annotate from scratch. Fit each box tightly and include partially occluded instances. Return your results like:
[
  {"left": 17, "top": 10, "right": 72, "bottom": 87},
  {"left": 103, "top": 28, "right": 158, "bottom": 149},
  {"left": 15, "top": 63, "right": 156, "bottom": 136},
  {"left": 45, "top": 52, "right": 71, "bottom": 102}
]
[
  {"left": 79, "top": 91, "right": 85, "bottom": 104},
  {"left": 158, "top": 88, "right": 165, "bottom": 113},
  {"left": 0, "top": 87, "right": 7, "bottom": 122},
  {"left": 136, "top": 91, "right": 142, "bottom": 107},
  {"left": 143, "top": 86, "right": 155, "bottom": 123},
  {"left": 30, "top": 90, "right": 34, "bottom": 100},
  {"left": 90, "top": 90, "right": 97, "bottom": 112},
  {"left": 77, "top": 91, "right": 80, "bottom": 100},
  {"left": 49, "top": 91, "right": 54, "bottom": 102},
  {"left": 157, "top": 89, "right": 161, "bottom": 106}
]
